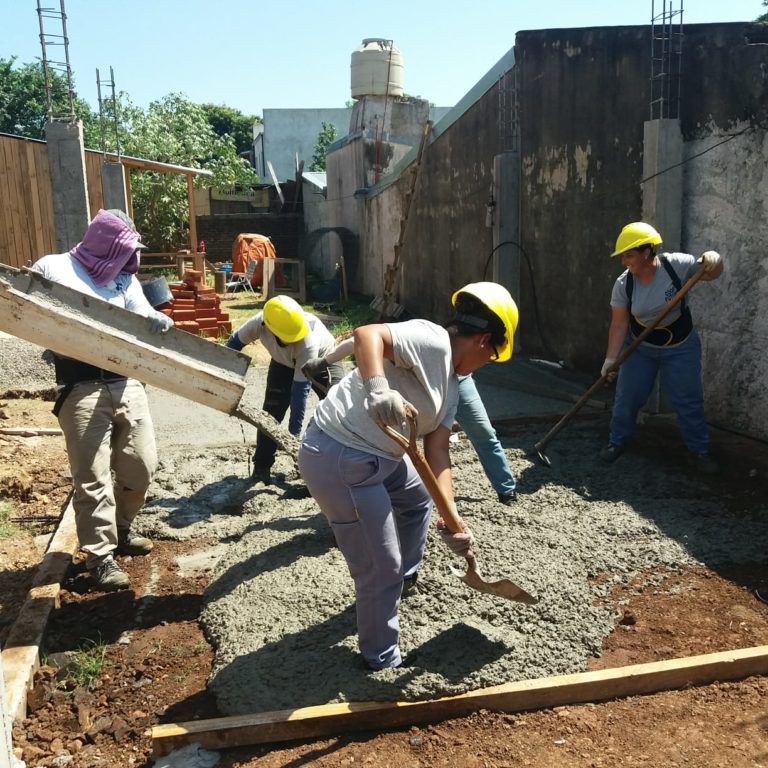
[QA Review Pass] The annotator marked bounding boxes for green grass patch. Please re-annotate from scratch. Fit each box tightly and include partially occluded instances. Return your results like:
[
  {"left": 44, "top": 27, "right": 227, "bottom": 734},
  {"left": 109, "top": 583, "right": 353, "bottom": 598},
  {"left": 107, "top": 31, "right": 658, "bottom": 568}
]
[
  {"left": 59, "top": 638, "right": 110, "bottom": 690},
  {"left": 0, "top": 501, "right": 16, "bottom": 537}
]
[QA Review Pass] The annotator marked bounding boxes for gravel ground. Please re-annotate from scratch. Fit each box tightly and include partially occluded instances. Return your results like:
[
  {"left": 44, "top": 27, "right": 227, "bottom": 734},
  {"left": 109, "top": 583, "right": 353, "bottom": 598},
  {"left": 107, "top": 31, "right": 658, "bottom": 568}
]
[{"left": 0, "top": 334, "right": 55, "bottom": 394}]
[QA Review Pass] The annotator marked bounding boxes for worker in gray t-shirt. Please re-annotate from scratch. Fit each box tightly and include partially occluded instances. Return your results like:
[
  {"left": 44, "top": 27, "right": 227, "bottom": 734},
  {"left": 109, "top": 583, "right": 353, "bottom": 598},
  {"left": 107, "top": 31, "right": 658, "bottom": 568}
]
[
  {"left": 298, "top": 282, "right": 519, "bottom": 670},
  {"left": 599, "top": 222, "right": 724, "bottom": 473}
]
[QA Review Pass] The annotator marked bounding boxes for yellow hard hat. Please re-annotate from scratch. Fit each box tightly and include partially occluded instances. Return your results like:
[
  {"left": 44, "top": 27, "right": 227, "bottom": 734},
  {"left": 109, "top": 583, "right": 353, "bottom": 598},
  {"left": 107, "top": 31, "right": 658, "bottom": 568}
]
[
  {"left": 263, "top": 295, "right": 309, "bottom": 343},
  {"left": 451, "top": 282, "right": 519, "bottom": 363},
  {"left": 611, "top": 222, "right": 662, "bottom": 257}
]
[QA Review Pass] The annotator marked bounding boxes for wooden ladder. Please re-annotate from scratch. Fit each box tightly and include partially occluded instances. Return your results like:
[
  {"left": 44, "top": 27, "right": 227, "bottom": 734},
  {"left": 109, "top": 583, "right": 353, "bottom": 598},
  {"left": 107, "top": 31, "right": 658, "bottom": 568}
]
[{"left": 373, "top": 120, "right": 432, "bottom": 320}]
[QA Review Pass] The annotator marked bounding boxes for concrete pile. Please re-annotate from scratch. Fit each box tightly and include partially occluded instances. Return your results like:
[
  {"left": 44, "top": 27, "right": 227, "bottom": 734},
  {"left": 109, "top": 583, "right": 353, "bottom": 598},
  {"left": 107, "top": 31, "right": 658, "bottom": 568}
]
[{"left": 158, "top": 271, "right": 232, "bottom": 339}]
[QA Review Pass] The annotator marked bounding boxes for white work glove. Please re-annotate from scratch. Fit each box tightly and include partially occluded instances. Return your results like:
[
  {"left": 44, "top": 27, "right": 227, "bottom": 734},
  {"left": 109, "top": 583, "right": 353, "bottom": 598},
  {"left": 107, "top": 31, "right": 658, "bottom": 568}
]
[
  {"left": 698, "top": 250, "right": 722, "bottom": 273},
  {"left": 436, "top": 507, "right": 475, "bottom": 557},
  {"left": 301, "top": 356, "right": 328, "bottom": 381},
  {"left": 149, "top": 313, "right": 174, "bottom": 334},
  {"left": 363, "top": 375, "right": 411, "bottom": 428},
  {"left": 601, "top": 357, "right": 618, "bottom": 382}
]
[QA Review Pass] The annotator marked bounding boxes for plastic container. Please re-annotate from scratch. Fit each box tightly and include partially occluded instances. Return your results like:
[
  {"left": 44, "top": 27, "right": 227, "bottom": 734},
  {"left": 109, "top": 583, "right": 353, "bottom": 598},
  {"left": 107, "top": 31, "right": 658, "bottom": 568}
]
[
  {"left": 351, "top": 38, "right": 404, "bottom": 99},
  {"left": 141, "top": 276, "right": 173, "bottom": 308}
]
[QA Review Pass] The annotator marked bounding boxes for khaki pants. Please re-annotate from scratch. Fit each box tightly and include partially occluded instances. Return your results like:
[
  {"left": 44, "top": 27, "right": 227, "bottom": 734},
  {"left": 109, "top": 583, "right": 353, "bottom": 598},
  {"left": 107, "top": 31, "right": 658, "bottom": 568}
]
[{"left": 57, "top": 379, "right": 158, "bottom": 568}]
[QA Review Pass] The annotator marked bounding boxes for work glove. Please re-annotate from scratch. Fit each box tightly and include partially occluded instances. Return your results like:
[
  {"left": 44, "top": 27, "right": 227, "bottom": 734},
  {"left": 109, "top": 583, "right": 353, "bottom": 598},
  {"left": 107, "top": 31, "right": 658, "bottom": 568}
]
[
  {"left": 436, "top": 508, "right": 475, "bottom": 557},
  {"left": 226, "top": 332, "right": 245, "bottom": 351},
  {"left": 148, "top": 313, "right": 173, "bottom": 334},
  {"left": 698, "top": 250, "right": 722, "bottom": 273},
  {"left": 301, "top": 356, "right": 328, "bottom": 382},
  {"left": 601, "top": 357, "right": 618, "bottom": 382},
  {"left": 363, "top": 375, "right": 412, "bottom": 428}
]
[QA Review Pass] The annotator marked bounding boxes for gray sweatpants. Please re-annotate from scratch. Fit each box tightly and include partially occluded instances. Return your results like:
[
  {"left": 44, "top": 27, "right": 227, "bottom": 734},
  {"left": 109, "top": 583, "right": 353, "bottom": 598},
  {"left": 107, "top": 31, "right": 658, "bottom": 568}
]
[
  {"left": 57, "top": 379, "right": 158, "bottom": 568},
  {"left": 298, "top": 420, "right": 432, "bottom": 669}
]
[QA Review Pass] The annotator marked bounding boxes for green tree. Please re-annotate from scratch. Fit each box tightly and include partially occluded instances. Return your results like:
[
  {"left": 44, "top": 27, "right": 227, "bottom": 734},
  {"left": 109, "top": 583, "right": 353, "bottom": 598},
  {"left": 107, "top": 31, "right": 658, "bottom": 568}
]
[
  {"left": 200, "top": 103, "right": 260, "bottom": 155},
  {"left": 309, "top": 121, "right": 338, "bottom": 172},
  {"left": 0, "top": 57, "right": 93, "bottom": 138},
  {"left": 759, "top": 0, "right": 768, "bottom": 21},
  {"left": 112, "top": 93, "right": 259, "bottom": 249}
]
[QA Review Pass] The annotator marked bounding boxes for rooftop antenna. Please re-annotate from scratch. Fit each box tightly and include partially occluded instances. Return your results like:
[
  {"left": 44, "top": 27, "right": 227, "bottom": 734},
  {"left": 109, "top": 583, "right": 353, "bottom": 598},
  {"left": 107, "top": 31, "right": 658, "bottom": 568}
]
[
  {"left": 96, "top": 66, "right": 121, "bottom": 157},
  {"left": 650, "top": 0, "right": 684, "bottom": 120},
  {"left": 36, "top": 0, "right": 76, "bottom": 120}
]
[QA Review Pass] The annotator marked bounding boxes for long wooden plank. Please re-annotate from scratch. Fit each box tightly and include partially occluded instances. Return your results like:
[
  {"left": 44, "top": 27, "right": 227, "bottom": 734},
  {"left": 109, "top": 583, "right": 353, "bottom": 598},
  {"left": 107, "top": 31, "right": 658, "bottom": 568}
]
[
  {"left": 0, "top": 139, "right": 15, "bottom": 266},
  {"left": 7, "top": 135, "right": 31, "bottom": 268},
  {"left": 0, "top": 140, "right": 23, "bottom": 268},
  {"left": 0, "top": 271, "right": 245, "bottom": 413},
  {"left": 25, "top": 142, "right": 46, "bottom": 259},
  {"left": 2, "top": 498, "right": 78, "bottom": 722},
  {"left": 152, "top": 645, "right": 768, "bottom": 756},
  {"left": 33, "top": 143, "right": 56, "bottom": 255},
  {"left": 0, "top": 265, "right": 300, "bottom": 458}
]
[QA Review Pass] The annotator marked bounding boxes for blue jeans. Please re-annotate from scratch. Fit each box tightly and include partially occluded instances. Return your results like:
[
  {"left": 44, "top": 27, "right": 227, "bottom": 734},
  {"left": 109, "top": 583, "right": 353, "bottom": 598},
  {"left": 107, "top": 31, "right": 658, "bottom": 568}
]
[
  {"left": 456, "top": 375, "right": 517, "bottom": 497},
  {"left": 609, "top": 330, "right": 708, "bottom": 453}
]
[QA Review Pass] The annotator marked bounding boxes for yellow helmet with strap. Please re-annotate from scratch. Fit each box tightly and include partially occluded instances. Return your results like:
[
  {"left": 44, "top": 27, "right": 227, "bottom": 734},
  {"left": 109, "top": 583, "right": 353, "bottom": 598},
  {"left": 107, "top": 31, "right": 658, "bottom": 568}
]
[
  {"left": 611, "top": 222, "right": 662, "bottom": 257},
  {"left": 263, "top": 295, "right": 309, "bottom": 343},
  {"left": 451, "top": 282, "right": 519, "bottom": 362}
]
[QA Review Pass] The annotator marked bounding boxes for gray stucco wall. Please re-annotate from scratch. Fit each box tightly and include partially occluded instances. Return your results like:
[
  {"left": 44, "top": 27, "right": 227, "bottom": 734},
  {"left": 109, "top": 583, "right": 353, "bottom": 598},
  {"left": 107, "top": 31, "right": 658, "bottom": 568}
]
[
  {"left": 516, "top": 23, "right": 768, "bottom": 437},
  {"left": 346, "top": 22, "right": 767, "bottom": 438}
]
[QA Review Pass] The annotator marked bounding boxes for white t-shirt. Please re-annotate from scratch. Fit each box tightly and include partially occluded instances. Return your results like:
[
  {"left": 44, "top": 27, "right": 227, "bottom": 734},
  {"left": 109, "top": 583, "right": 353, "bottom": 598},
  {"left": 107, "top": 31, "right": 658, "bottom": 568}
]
[
  {"left": 314, "top": 319, "right": 460, "bottom": 459},
  {"left": 236, "top": 311, "right": 336, "bottom": 382},
  {"left": 610, "top": 252, "right": 697, "bottom": 325},
  {"left": 32, "top": 252, "right": 161, "bottom": 318}
]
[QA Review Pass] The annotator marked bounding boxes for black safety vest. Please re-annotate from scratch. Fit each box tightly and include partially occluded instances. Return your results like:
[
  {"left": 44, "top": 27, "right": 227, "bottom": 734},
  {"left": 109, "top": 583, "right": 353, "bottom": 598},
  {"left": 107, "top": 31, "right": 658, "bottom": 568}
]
[{"left": 626, "top": 255, "right": 693, "bottom": 346}]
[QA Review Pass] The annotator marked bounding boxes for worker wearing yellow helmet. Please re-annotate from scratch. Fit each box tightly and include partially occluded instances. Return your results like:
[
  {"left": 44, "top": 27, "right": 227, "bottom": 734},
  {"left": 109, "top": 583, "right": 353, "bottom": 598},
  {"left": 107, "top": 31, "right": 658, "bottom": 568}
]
[
  {"left": 298, "top": 281, "right": 519, "bottom": 670},
  {"left": 226, "top": 295, "right": 344, "bottom": 483},
  {"left": 600, "top": 222, "right": 724, "bottom": 473}
]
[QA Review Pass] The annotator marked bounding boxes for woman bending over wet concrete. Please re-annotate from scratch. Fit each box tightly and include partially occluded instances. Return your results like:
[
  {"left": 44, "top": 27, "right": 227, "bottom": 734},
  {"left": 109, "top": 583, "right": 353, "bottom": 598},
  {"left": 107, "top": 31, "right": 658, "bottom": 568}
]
[
  {"left": 297, "top": 282, "right": 519, "bottom": 670},
  {"left": 225, "top": 295, "right": 344, "bottom": 483}
]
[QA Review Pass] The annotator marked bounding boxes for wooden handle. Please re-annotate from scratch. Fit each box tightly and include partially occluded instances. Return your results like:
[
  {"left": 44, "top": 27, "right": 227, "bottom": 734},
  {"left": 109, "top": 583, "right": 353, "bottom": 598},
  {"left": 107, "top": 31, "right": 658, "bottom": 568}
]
[{"left": 380, "top": 409, "right": 464, "bottom": 534}]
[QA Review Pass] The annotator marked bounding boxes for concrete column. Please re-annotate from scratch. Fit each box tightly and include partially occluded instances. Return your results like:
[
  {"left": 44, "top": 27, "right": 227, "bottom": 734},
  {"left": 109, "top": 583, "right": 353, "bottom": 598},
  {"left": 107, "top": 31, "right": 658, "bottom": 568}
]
[
  {"left": 492, "top": 150, "right": 522, "bottom": 343},
  {"left": 101, "top": 161, "right": 128, "bottom": 212},
  {"left": 642, "top": 119, "right": 683, "bottom": 252},
  {"left": 44, "top": 120, "right": 90, "bottom": 251},
  {"left": 642, "top": 119, "right": 683, "bottom": 413}
]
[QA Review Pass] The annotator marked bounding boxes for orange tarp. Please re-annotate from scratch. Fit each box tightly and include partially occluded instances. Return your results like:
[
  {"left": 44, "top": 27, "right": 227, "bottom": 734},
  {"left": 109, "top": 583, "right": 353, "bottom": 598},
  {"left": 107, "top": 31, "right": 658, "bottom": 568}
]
[{"left": 232, "top": 233, "right": 277, "bottom": 284}]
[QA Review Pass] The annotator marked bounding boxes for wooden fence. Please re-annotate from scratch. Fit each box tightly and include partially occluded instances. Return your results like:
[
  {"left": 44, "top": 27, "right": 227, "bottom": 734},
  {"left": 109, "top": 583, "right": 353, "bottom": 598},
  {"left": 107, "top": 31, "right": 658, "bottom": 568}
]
[
  {"left": 0, "top": 134, "right": 56, "bottom": 269},
  {"left": 0, "top": 132, "right": 210, "bottom": 271},
  {"left": 0, "top": 134, "right": 116, "bottom": 269}
]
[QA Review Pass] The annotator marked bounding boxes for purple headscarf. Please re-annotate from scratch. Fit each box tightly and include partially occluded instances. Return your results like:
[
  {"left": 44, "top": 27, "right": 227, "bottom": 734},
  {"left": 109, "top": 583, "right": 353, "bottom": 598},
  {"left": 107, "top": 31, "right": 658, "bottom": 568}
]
[{"left": 70, "top": 209, "right": 141, "bottom": 287}]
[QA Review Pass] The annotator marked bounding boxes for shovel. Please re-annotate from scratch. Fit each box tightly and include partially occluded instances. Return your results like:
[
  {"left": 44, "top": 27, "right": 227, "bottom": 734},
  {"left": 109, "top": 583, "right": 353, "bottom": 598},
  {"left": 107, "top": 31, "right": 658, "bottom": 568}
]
[
  {"left": 533, "top": 262, "right": 707, "bottom": 466},
  {"left": 381, "top": 408, "right": 537, "bottom": 604}
]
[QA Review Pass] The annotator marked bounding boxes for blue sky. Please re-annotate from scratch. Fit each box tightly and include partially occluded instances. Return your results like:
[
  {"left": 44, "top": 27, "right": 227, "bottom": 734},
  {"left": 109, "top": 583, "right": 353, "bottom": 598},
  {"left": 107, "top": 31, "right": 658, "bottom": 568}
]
[{"left": 4, "top": 0, "right": 764, "bottom": 117}]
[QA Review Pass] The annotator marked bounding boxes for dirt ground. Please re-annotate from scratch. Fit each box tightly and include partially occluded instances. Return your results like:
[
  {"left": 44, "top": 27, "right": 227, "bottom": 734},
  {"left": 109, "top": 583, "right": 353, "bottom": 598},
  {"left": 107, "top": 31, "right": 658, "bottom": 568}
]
[{"left": 2, "top": 394, "right": 768, "bottom": 767}]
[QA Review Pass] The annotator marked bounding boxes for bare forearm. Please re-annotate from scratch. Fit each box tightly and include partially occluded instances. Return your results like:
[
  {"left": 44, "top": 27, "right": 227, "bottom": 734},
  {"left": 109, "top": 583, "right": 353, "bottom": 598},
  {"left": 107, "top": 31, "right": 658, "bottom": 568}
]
[{"left": 353, "top": 325, "right": 392, "bottom": 379}]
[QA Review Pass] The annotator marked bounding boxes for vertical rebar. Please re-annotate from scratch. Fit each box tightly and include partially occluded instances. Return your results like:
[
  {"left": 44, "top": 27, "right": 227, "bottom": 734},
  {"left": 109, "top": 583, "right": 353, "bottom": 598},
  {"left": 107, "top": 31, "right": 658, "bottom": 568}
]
[
  {"left": 110, "top": 66, "right": 121, "bottom": 158},
  {"left": 36, "top": 0, "right": 76, "bottom": 120},
  {"left": 96, "top": 68, "right": 106, "bottom": 152}
]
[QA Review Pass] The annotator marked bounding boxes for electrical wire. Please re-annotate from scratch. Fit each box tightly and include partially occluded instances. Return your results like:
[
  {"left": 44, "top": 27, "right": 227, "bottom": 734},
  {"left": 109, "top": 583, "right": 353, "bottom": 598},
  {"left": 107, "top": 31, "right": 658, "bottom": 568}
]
[{"left": 482, "top": 239, "right": 562, "bottom": 363}]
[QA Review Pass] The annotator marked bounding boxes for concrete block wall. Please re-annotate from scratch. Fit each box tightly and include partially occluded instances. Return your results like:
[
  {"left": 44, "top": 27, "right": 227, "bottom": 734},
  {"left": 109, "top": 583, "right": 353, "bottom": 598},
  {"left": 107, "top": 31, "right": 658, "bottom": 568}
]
[{"left": 196, "top": 214, "right": 303, "bottom": 263}]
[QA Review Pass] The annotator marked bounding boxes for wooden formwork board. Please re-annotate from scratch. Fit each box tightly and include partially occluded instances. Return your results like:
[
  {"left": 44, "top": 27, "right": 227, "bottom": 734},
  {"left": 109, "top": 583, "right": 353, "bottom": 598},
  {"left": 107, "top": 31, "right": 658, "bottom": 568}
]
[
  {"left": 0, "top": 264, "right": 300, "bottom": 460},
  {"left": 2, "top": 498, "right": 78, "bottom": 723},
  {"left": 152, "top": 644, "right": 768, "bottom": 757}
]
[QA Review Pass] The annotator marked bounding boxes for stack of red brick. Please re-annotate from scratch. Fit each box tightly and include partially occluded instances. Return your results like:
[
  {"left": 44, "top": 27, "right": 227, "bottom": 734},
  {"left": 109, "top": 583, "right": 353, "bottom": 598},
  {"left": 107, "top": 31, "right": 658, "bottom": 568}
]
[{"left": 157, "top": 270, "right": 232, "bottom": 339}]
